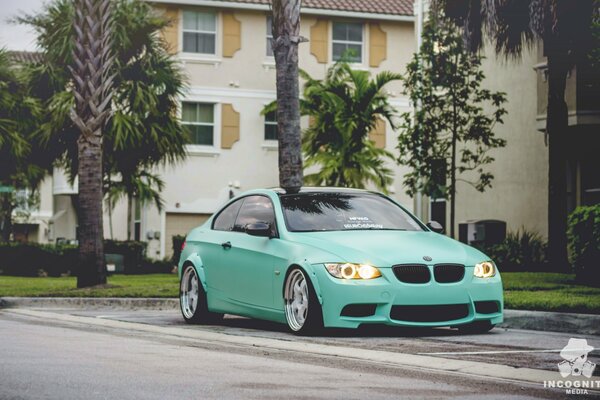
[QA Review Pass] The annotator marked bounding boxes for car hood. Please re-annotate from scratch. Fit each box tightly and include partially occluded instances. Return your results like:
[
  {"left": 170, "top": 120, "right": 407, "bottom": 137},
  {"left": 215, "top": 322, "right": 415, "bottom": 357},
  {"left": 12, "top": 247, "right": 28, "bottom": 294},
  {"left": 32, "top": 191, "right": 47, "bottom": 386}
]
[{"left": 286, "top": 230, "right": 487, "bottom": 267}]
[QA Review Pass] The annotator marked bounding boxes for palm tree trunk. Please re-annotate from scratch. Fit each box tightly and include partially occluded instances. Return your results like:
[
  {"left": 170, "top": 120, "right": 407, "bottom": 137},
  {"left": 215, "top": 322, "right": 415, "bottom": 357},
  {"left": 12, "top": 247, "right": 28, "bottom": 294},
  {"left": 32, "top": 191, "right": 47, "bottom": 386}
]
[
  {"left": 70, "top": 0, "right": 115, "bottom": 288},
  {"left": 77, "top": 137, "right": 106, "bottom": 286},
  {"left": 271, "top": 0, "right": 304, "bottom": 193},
  {"left": 546, "top": 53, "right": 570, "bottom": 272}
]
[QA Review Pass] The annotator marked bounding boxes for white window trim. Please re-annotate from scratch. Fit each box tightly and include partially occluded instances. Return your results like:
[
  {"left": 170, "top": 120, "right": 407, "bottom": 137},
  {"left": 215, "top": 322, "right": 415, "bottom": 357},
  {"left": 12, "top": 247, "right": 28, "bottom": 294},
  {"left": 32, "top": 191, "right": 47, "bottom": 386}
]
[
  {"left": 180, "top": 101, "right": 222, "bottom": 156},
  {"left": 330, "top": 21, "right": 367, "bottom": 67},
  {"left": 179, "top": 9, "right": 222, "bottom": 64}
]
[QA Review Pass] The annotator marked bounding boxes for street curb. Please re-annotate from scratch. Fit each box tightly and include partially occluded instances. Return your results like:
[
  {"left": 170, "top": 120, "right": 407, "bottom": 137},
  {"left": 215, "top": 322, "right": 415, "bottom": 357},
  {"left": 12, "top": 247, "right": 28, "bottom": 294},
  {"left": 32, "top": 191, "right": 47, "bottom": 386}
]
[
  {"left": 501, "top": 309, "right": 600, "bottom": 336},
  {"left": 0, "top": 297, "right": 178, "bottom": 310},
  {"left": 1, "top": 297, "right": 599, "bottom": 336}
]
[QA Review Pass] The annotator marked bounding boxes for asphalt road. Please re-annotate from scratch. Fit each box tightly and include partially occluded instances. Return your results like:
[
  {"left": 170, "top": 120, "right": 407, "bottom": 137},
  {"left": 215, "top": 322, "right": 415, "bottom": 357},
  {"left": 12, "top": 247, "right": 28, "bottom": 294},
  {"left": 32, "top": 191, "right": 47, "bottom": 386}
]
[{"left": 1, "top": 308, "right": 599, "bottom": 400}]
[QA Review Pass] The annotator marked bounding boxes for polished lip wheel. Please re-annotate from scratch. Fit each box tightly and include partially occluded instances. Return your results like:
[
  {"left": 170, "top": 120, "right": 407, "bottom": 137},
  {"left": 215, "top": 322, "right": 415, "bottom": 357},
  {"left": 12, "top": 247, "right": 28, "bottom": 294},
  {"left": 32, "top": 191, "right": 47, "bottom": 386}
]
[
  {"left": 181, "top": 266, "right": 199, "bottom": 319},
  {"left": 285, "top": 269, "right": 309, "bottom": 331}
]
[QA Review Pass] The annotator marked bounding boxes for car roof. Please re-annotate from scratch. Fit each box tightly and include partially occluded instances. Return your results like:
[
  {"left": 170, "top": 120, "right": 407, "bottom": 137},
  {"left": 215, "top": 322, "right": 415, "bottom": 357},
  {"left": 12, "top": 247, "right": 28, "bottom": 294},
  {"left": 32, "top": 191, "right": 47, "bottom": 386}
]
[{"left": 270, "top": 187, "right": 376, "bottom": 196}]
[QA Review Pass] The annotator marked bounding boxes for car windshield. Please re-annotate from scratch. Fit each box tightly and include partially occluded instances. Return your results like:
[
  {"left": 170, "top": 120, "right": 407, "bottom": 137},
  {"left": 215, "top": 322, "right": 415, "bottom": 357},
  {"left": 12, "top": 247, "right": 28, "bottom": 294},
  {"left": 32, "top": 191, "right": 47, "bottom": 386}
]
[{"left": 279, "top": 192, "right": 425, "bottom": 232}]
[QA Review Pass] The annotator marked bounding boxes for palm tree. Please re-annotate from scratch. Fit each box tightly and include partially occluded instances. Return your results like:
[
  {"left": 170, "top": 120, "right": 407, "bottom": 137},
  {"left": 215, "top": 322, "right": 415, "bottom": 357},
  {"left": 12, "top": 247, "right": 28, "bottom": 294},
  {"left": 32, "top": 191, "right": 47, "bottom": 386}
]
[
  {"left": 271, "top": 0, "right": 304, "bottom": 193},
  {"left": 436, "top": 0, "right": 596, "bottom": 271},
  {"left": 22, "top": 0, "right": 189, "bottom": 243},
  {"left": 0, "top": 49, "right": 32, "bottom": 242},
  {"left": 300, "top": 62, "right": 400, "bottom": 191},
  {"left": 69, "top": 0, "right": 114, "bottom": 287}
]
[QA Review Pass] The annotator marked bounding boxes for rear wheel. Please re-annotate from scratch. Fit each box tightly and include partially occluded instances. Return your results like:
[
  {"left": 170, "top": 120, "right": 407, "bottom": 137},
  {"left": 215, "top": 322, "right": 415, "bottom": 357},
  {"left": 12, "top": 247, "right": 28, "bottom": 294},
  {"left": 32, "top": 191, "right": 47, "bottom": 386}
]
[
  {"left": 284, "top": 268, "right": 323, "bottom": 335},
  {"left": 457, "top": 320, "right": 495, "bottom": 334},
  {"left": 180, "top": 264, "right": 223, "bottom": 324}
]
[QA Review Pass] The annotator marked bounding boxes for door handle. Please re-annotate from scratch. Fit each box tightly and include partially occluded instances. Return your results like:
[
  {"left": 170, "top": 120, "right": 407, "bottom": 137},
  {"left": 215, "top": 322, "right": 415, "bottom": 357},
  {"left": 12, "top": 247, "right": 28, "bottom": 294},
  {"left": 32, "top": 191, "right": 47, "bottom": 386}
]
[{"left": 221, "top": 241, "right": 232, "bottom": 249}]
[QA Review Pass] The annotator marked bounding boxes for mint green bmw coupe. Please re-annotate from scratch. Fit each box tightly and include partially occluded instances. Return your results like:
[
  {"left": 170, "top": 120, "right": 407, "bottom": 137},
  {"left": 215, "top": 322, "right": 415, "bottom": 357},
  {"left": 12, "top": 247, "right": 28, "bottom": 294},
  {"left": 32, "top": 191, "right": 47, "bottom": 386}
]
[{"left": 178, "top": 188, "right": 503, "bottom": 335}]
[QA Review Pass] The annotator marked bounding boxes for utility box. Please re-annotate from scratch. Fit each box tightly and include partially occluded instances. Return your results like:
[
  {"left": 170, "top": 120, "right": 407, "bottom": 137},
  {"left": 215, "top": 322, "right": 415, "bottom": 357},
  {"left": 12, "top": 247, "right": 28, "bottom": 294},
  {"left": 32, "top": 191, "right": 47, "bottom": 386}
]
[
  {"left": 105, "top": 253, "right": 125, "bottom": 273},
  {"left": 459, "top": 220, "right": 506, "bottom": 247}
]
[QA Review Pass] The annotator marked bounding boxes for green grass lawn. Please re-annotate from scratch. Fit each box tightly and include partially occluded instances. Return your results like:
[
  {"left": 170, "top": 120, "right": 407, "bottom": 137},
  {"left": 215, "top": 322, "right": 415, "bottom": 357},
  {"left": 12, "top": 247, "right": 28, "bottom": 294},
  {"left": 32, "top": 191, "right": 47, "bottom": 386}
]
[
  {"left": 502, "top": 272, "right": 600, "bottom": 315},
  {"left": 1, "top": 272, "right": 599, "bottom": 314},
  {"left": 0, "top": 274, "right": 178, "bottom": 298}
]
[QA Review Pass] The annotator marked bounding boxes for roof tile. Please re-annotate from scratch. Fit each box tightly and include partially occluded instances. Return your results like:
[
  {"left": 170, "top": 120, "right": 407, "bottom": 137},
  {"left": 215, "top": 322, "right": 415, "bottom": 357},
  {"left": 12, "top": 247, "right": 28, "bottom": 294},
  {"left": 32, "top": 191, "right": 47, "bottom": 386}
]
[{"left": 217, "top": 0, "right": 413, "bottom": 16}]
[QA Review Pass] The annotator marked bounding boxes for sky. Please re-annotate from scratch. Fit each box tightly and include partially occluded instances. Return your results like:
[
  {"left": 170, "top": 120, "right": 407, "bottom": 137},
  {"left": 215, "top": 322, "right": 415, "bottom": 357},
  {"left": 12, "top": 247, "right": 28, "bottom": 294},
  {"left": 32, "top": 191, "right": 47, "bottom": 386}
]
[{"left": 0, "top": 0, "right": 46, "bottom": 51}]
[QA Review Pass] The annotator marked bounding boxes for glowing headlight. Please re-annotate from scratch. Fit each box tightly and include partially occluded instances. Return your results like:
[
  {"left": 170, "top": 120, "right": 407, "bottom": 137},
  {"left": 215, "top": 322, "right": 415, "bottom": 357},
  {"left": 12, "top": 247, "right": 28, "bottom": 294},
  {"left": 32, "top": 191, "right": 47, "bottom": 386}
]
[
  {"left": 325, "top": 263, "right": 382, "bottom": 280},
  {"left": 474, "top": 261, "right": 496, "bottom": 278}
]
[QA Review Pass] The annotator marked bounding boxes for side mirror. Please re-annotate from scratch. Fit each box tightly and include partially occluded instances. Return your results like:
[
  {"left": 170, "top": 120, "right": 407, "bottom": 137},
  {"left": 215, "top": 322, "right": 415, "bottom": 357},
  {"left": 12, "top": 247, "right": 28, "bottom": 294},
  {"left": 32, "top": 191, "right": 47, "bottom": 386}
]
[
  {"left": 427, "top": 220, "right": 444, "bottom": 234},
  {"left": 245, "top": 222, "right": 272, "bottom": 238}
]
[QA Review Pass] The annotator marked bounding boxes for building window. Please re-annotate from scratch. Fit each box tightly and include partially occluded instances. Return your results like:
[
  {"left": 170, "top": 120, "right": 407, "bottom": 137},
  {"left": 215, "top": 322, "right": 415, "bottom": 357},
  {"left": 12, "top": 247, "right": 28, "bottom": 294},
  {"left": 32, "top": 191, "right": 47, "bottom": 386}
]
[
  {"left": 266, "top": 16, "right": 274, "bottom": 57},
  {"left": 182, "top": 102, "right": 215, "bottom": 146},
  {"left": 182, "top": 11, "right": 216, "bottom": 54},
  {"left": 264, "top": 111, "right": 278, "bottom": 140},
  {"left": 332, "top": 21, "right": 363, "bottom": 63}
]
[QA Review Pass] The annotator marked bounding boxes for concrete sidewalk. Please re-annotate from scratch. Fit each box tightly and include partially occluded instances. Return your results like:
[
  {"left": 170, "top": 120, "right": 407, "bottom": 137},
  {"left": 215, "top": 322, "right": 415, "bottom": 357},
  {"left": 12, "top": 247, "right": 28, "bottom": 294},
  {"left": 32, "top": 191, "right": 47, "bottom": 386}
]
[{"left": 1, "top": 296, "right": 599, "bottom": 336}]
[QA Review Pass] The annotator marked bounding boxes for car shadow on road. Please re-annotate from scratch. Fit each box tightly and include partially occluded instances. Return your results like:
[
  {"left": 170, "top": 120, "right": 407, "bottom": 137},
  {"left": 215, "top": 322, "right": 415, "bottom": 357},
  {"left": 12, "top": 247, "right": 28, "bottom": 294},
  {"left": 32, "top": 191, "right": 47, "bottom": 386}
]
[{"left": 202, "top": 315, "right": 497, "bottom": 338}]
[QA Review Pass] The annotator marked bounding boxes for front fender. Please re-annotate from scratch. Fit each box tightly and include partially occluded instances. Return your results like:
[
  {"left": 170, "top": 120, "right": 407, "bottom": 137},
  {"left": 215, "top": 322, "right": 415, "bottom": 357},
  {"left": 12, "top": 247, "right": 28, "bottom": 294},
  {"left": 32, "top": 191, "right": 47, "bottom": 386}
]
[
  {"left": 180, "top": 252, "right": 208, "bottom": 292},
  {"left": 285, "top": 260, "right": 324, "bottom": 305}
]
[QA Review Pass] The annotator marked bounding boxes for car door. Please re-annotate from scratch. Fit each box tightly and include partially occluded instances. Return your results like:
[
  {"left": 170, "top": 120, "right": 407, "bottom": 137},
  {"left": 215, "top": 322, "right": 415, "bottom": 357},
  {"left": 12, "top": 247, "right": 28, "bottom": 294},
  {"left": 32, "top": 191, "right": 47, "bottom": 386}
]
[
  {"left": 200, "top": 198, "right": 244, "bottom": 303},
  {"left": 226, "top": 195, "right": 279, "bottom": 309}
]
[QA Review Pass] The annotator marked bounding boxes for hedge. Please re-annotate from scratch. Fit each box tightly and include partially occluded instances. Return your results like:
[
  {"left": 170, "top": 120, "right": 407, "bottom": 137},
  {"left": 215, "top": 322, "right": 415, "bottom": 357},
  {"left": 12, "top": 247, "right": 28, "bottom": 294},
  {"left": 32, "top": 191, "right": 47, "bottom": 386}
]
[
  {"left": 474, "top": 228, "right": 548, "bottom": 272},
  {"left": 0, "top": 243, "right": 77, "bottom": 277},
  {"left": 0, "top": 240, "right": 168, "bottom": 277},
  {"left": 568, "top": 204, "right": 600, "bottom": 287}
]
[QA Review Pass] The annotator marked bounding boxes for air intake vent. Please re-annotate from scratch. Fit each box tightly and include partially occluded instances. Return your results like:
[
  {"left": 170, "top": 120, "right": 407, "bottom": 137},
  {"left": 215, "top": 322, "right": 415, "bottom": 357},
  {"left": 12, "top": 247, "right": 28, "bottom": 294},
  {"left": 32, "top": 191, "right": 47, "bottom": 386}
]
[
  {"left": 390, "top": 304, "right": 469, "bottom": 322},
  {"left": 392, "top": 264, "right": 431, "bottom": 284},
  {"left": 475, "top": 301, "right": 500, "bottom": 314},
  {"left": 434, "top": 264, "right": 465, "bottom": 283},
  {"left": 340, "top": 304, "right": 377, "bottom": 317}
]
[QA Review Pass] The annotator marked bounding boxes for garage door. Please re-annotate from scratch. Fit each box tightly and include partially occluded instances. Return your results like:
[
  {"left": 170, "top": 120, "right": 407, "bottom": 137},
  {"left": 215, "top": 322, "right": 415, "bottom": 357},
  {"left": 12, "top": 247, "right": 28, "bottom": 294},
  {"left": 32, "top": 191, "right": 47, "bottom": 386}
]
[{"left": 165, "top": 213, "right": 211, "bottom": 257}]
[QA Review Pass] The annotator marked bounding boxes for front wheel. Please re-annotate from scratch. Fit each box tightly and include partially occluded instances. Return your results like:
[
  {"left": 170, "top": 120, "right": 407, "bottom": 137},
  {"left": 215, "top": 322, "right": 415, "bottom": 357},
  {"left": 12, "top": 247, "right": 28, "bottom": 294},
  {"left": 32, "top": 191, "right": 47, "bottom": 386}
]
[
  {"left": 180, "top": 264, "right": 223, "bottom": 324},
  {"left": 284, "top": 268, "right": 323, "bottom": 335}
]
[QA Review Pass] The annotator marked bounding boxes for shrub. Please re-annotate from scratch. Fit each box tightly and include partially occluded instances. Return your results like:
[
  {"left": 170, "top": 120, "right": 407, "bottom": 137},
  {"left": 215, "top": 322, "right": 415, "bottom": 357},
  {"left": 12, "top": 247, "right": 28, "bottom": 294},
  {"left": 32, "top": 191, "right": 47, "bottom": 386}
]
[
  {"left": 476, "top": 228, "right": 548, "bottom": 272},
  {"left": 0, "top": 240, "right": 147, "bottom": 276},
  {"left": 0, "top": 243, "right": 78, "bottom": 277},
  {"left": 568, "top": 205, "right": 600, "bottom": 287},
  {"left": 171, "top": 235, "right": 186, "bottom": 265},
  {"left": 142, "top": 257, "right": 175, "bottom": 274}
]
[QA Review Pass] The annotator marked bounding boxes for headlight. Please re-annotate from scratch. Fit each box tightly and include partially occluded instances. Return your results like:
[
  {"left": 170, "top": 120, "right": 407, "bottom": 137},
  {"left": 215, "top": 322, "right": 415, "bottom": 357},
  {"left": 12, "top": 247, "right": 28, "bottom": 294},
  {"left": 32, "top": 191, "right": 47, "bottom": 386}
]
[
  {"left": 474, "top": 261, "right": 496, "bottom": 278},
  {"left": 325, "top": 263, "right": 382, "bottom": 280}
]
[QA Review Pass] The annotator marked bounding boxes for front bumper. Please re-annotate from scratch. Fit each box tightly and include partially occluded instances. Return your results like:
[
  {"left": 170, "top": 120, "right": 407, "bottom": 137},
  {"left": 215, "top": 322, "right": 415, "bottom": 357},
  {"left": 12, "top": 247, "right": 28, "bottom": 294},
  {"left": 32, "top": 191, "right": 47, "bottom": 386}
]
[{"left": 313, "top": 264, "right": 503, "bottom": 329}]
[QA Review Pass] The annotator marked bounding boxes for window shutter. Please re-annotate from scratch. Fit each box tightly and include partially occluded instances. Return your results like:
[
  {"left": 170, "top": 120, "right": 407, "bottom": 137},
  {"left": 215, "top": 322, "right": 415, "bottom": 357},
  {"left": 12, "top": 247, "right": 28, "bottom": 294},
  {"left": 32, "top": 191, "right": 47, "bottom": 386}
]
[
  {"left": 221, "top": 104, "right": 240, "bottom": 149},
  {"left": 222, "top": 12, "right": 241, "bottom": 57},
  {"left": 369, "top": 23, "right": 387, "bottom": 67},
  {"left": 160, "top": 7, "right": 179, "bottom": 54},
  {"left": 369, "top": 118, "right": 386, "bottom": 149},
  {"left": 310, "top": 19, "right": 328, "bottom": 64}
]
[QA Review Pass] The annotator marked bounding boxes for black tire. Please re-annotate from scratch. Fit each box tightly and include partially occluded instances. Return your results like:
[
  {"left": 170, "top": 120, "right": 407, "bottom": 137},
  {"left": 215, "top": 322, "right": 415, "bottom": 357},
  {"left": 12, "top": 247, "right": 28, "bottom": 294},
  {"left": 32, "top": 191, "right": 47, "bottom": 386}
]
[
  {"left": 283, "top": 267, "right": 324, "bottom": 336},
  {"left": 180, "top": 264, "right": 223, "bottom": 324},
  {"left": 457, "top": 320, "right": 495, "bottom": 334}
]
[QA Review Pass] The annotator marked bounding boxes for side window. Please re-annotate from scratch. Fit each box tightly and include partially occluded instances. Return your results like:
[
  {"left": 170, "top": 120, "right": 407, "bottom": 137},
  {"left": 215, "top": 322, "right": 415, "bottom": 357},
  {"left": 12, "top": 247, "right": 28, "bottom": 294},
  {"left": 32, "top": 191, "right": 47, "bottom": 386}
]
[
  {"left": 213, "top": 199, "right": 244, "bottom": 231},
  {"left": 234, "top": 196, "right": 277, "bottom": 234}
]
